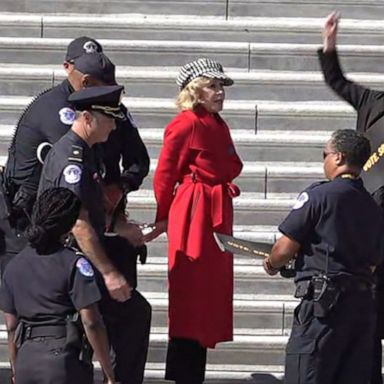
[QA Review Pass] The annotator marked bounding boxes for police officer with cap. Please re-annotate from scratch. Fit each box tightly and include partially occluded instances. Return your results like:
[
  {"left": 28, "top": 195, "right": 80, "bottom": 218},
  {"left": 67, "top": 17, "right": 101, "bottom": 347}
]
[
  {"left": 38, "top": 85, "right": 151, "bottom": 384},
  {"left": 263, "top": 129, "right": 384, "bottom": 384},
  {"left": 0, "top": 187, "right": 115, "bottom": 384},
  {"left": 2, "top": 36, "right": 149, "bottom": 271}
]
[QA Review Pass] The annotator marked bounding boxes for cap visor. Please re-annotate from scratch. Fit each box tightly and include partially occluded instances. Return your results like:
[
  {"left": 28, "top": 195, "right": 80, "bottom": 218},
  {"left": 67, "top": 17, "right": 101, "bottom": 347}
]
[{"left": 205, "top": 71, "right": 234, "bottom": 86}]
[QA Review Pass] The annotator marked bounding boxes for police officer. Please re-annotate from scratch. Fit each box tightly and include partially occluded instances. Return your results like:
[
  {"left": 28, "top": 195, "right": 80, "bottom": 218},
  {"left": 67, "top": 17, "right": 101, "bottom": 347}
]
[
  {"left": 319, "top": 13, "right": 384, "bottom": 383},
  {"left": 263, "top": 130, "right": 384, "bottom": 384},
  {"left": 38, "top": 85, "right": 151, "bottom": 384},
  {"left": 0, "top": 187, "right": 115, "bottom": 384},
  {"left": 2, "top": 36, "right": 149, "bottom": 270}
]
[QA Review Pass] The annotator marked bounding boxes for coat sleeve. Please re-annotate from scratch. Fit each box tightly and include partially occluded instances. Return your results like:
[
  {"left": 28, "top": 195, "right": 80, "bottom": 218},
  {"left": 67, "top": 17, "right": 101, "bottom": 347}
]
[
  {"left": 318, "top": 49, "right": 384, "bottom": 123},
  {"left": 153, "top": 114, "right": 193, "bottom": 222}
]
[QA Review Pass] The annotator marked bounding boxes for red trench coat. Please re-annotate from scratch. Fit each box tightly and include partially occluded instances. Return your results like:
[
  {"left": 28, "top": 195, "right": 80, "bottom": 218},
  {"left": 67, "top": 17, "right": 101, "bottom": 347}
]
[{"left": 153, "top": 106, "right": 243, "bottom": 348}]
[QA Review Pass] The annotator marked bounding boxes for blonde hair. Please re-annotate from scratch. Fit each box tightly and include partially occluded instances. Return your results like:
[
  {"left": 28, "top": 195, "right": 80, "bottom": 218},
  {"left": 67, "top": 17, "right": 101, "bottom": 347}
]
[{"left": 175, "top": 77, "right": 212, "bottom": 111}]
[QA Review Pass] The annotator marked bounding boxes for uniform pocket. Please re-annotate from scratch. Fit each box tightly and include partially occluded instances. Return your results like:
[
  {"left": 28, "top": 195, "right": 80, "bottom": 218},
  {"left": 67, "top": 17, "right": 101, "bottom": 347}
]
[
  {"left": 293, "top": 300, "right": 314, "bottom": 327},
  {"left": 285, "top": 336, "right": 316, "bottom": 384}
]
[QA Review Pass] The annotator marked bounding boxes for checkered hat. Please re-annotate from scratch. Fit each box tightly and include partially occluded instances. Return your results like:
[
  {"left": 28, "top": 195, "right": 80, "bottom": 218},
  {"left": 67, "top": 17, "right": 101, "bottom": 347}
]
[{"left": 176, "top": 58, "right": 234, "bottom": 90}]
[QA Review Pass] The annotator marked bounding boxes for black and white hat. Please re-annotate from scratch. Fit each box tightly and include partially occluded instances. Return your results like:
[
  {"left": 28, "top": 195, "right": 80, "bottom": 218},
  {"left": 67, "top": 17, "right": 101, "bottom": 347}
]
[{"left": 176, "top": 58, "right": 234, "bottom": 90}]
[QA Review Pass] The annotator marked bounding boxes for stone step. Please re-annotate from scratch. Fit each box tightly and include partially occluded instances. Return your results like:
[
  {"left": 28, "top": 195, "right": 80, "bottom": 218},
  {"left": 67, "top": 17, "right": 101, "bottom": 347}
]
[
  {"left": 142, "top": 129, "right": 329, "bottom": 162},
  {"left": 143, "top": 292, "right": 297, "bottom": 334},
  {"left": 0, "top": 124, "right": 329, "bottom": 166},
  {"left": 141, "top": 159, "right": 324, "bottom": 194},
  {"left": 0, "top": 37, "right": 383, "bottom": 73},
  {"left": 2, "top": 14, "right": 384, "bottom": 45},
  {"left": 0, "top": 328, "right": 288, "bottom": 366},
  {"left": 1, "top": 0, "right": 383, "bottom": 19},
  {"left": 0, "top": 0, "right": 228, "bottom": 16},
  {"left": 149, "top": 333, "right": 288, "bottom": 366},
  {"left": 2, "top": 65, "right": 384, "bottom": 102},
  {"left": 0, "top": 362, "right": 285, "bottom": 383},
  {"left": 0, "top": 96, "right": 356, "bottom": 131},
  {"left": 0, "top": 292, "right": 298, "bottom": 334},
  {"left": 127, "top": 189, "right": 291, "bottom": 226},
  {"left": 136, "top": 261, "right": 295, "bottom": 296},
  {"left": 228, "top": 0, "right": 384, "bottom": 19},
  {"left": 144, "top": 225, "right": 279, "bottom": 261}
]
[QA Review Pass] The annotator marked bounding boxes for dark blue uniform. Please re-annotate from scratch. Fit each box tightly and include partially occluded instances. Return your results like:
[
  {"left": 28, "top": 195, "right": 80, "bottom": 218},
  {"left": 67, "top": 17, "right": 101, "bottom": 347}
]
[
  {"left": 319, "top": 49, "right": 384, "bottom": 383},
  {"left": 38, "top": 129, "right": 151, "bottom": 384},
  {"left": 0, "top": 245, "right": 100, "bottom": 384},
  {"left": 1, "top": 79, "right": 149, "bottom": 268},
  {"left": 281, "top": 176, "right": 384, "bottom": 384}
]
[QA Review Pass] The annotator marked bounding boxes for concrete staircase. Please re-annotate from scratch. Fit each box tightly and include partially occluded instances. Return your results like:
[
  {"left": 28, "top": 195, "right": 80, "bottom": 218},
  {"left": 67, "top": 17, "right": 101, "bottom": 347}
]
[{"left": 0, "top": 1, "right": 384, "bottom": 383}]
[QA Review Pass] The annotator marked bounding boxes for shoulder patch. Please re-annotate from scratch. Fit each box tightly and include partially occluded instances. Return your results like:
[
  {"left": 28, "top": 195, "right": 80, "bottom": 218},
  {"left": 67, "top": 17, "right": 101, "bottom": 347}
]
[
  {"left": 59, "top": 107, "right": 76, "bottom": 125},
  {"left": 292, "top": 192, "right": 309, "bottom": 210},
  {"left": 63, "top": 164, "right": 82, "bottom": 184},
  {"left": 76, "top": 257, "right": 94, "bottom": 278}
]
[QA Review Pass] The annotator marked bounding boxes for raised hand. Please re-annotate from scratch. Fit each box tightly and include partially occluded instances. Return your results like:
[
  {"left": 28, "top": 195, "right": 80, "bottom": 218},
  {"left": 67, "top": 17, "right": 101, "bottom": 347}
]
[{"left": 323, "top": 11, "right": 341, "bottom": 52}]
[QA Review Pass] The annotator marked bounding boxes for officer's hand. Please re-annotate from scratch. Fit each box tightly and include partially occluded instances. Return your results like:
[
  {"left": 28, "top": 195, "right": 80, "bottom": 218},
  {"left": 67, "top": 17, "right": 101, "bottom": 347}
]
[
  {"left": 117, "top": 222, "right": 144, "bottom": 247},
  {"left": 263, "top": 257, "right": 279, "bottom": 276},
  {"left": 322, "top": 11, "right": 340, "bottom": 52},
  {"left": 103, "top": 270, "right": 133, "bottom": 302},
  {"left": 143, "top": 220, "right": 168, "bottom": 242}
]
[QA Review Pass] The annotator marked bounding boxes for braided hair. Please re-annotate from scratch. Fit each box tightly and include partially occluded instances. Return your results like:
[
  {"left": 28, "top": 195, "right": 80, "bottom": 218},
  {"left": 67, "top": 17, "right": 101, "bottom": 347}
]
[{"left": 26, "top": 188, "right": 81, "bottom": 254}]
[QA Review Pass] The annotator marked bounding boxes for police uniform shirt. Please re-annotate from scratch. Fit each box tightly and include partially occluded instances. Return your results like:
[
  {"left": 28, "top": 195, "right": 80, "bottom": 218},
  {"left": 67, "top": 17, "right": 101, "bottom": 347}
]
[
  {"left": 6, "top": 80, "right": 74, "bottom": 194},
  {"left": 38, "top": 130, "right": 106, "bottom": 237},
  {"left": 279, "top": 177, "right": 384, "bottom": 283},
  {"left": 6, "top": 79, "right": 149, "bottom": 198},
  {"left": 0, "top": 245, "right": 100, "bottom": 320}
]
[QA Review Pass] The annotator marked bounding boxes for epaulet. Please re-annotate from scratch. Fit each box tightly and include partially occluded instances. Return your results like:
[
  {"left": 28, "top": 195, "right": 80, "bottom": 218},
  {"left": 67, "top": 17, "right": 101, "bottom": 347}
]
[
  {"left": 68, "top": 145, "right": 83, "bottom": 163},
  {"left": 65, "top": 245, "right": 85, "bottom": 257},
  {"left": 306, "top": 180, "right": 329, "bottom": 191},
  {"left": 74, "top": 249, "right": 85, "bottom": 257},
  {"left": 9, "top": 87, "right": 53, "bottom": 151}
]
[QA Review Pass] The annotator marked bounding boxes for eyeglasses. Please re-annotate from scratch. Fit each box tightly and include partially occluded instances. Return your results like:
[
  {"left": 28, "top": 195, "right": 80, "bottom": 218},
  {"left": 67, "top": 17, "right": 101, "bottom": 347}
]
[{"left": 322, "top": 151, "right": 337, "bottom": 160}]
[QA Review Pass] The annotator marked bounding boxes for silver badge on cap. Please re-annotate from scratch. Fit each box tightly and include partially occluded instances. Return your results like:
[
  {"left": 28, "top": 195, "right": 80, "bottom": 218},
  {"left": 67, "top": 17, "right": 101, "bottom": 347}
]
[
  {"left": 83, "top": 41, "right": 98, "bottom": 53},
  {"left": 59, "top": 107, "right": 75, "bottom": 125}
]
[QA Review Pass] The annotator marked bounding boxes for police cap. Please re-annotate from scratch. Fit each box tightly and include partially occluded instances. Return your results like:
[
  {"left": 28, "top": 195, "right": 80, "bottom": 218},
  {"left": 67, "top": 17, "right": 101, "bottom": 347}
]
[
  {"left": 73, "top": 52, "right": 116, "bottom": 85},
  {"left": 65, "top": 36, "right": 103, "bottom": 62},
  {"left": 68, "top": 85, "right": 125, "bottom": 121}
]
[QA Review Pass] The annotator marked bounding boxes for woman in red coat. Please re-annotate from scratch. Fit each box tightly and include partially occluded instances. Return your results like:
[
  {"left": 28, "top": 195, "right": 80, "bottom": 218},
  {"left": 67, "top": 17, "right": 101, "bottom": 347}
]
[{"left": 145, "top": 58, "right": 243, "bottom": 384}]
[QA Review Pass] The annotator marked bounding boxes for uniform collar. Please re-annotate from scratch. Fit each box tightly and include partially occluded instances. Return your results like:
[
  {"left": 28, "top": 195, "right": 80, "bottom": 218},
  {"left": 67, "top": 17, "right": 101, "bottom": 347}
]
[
  {"left": 67, "top": 130, "right": 92, "bottom": 153},
  {"left": 61, "top": 79, "right": 75, "bottom": 95}
]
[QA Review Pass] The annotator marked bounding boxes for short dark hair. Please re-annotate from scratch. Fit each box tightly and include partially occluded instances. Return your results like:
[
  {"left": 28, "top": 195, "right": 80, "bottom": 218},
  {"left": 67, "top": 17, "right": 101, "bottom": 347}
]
[{"left": 330, "top": 129, "right": 371, "bottom": 168}]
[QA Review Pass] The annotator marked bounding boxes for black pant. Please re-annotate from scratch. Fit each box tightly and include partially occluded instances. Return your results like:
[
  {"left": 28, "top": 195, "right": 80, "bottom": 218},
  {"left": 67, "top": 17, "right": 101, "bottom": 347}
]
[
  {"left": 16, "top": 337, "right": 93, "bottom": 384},
  {"left": 99, "top": 236, "right": 152, "bottom": 384},
  {"left": 371, "top": 335, "right": 383, "bottom": 384},
  {"left": 165, "top": 338, "right": 207, "bottom": 384},
  {"left": 285, "top": 291, "right": 375, "bottom": 384},
  {"left": 101, "top": 290, "right": 151, "bottom": 384}
]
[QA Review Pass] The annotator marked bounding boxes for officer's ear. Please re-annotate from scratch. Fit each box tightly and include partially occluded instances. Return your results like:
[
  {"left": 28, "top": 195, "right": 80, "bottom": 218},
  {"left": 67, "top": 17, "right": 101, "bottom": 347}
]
[
  {"left": 82, "top": 110, "right": 95, "bottom": 125},
  {"left": 81, "top": 74, "right": 91, "bottom": 88},
  {"left": 334, "top": 151, "right": 345, "bottom": 165},
  {"left": 63, "top": 61, "right": 75, "bottom": 75}
]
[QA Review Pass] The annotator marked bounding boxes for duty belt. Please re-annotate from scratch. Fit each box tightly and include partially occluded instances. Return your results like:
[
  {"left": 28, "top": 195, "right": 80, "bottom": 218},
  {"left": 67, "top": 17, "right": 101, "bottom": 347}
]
[
  {"left": 15, "top": 323, "right": 66, "bottom": 347},
  {"left": 295, "top": 276, "right": 372, "bottom": 299}
]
